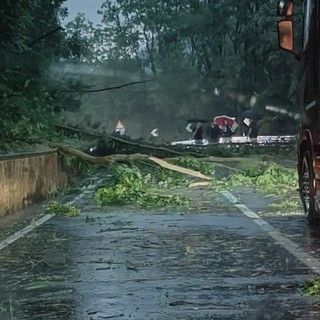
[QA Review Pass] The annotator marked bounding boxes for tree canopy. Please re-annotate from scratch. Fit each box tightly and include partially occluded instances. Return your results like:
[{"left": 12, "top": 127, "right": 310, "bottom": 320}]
[{"left": 0, "top": 0, "right": 301, "bottom": 143}]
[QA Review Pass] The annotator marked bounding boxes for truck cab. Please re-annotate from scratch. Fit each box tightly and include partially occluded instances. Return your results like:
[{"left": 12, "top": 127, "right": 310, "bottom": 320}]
[{"left": 277, "top": 0, "right": 320, "bottom": 223}]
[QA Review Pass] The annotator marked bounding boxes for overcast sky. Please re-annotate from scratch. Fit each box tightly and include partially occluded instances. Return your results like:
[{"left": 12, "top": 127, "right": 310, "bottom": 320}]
[{"left": 63, "top": 0, "right": 104, "bottom": 24}]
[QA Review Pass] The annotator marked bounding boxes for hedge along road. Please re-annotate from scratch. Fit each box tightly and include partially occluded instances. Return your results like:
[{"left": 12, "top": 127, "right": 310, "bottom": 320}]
[{"left": 1, "top": 181, "right": 320, "bottom": 319}]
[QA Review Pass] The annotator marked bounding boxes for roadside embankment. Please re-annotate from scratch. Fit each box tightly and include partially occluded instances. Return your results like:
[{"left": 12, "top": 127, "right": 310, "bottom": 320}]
[{"left": 0, "top": 150, "right": 67, "bottom": 218}]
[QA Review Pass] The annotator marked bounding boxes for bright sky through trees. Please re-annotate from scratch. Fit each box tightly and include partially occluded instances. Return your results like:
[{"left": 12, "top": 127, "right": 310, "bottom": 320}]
[{"left": 63, "top": 0, "right": 104, "bottom": 24}]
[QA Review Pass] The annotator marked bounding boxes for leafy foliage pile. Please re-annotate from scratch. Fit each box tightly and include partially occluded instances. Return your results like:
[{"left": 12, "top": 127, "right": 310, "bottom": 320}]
[
  {"left": 95, "top": 163, "right": 190, "bottom": 208},
  {"left": 303, "top": 279, "right": 320, "bottom": 296},
  {"left": 44, "top": 200, "right": 80, "bottom": 217},
  {"left": 61, "top": 154, "right": 298, "bottom": 210},
  {"left": 211, "top": 162, "right": 298, "bottom": 196}
]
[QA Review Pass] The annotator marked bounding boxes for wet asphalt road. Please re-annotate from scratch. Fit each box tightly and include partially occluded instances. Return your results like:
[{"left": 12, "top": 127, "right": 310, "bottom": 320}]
[{"left": 1, "top": 187, "right": 320, "bottom": 319}]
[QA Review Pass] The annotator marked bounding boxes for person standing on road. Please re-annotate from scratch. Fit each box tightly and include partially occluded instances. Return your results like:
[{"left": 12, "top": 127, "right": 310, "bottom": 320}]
[
  {"left": 114, "top": 120, "right": 126, "bottom": 138},
  {"left": 220, "top": 119, "right": 233, "bottom": 137},
  {"left": 207, "top": 120, "right": 221, "bottom": 142},
  {"left": 150, "top": 128, "right": 159, "bottom": 144},
  {"left": 192, "top": 122, "right": 204, "bottom": 144},
  {"left": 244, "top": 118, "right": 259, "bottom": 143}
]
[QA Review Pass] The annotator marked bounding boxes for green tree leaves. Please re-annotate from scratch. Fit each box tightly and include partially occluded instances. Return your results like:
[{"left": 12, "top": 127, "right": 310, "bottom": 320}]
[
  {"left": 0, "top": 0, "right": 81, "bottom": 141},
  {"left": 0, "top": 0, "right": 300, "bottom": 142}
]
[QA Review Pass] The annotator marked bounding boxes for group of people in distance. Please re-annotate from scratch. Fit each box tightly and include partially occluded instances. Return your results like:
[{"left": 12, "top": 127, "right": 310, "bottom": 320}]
[
  {"left": 186, "top": 116, "right": 259, "bottom": 144},
  {"left": 112, "top": 115, "right": 259, "bottom": 145},
  {"left": 185, "top": 119, "right": 233, "bottom": 144}
]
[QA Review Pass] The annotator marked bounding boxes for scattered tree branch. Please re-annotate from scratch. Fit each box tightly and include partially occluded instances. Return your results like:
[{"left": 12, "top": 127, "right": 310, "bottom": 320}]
[
  {"left": 149, "top": 157, "right": 212, "bottom": 181},
  {"left": 188, "top": 181, "right": 211, "bottom": 188}
]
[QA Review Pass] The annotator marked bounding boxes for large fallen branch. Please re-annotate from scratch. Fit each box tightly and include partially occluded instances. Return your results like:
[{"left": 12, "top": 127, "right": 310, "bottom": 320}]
[
  {"left": 49, "top": 142, "right": 212, "bottom": 181},
  {"left": 149, "top": 157, "right": 212, "bottom": 181},
  {"left": 188, "top": 181, "right": 211, "bottom": 188}
]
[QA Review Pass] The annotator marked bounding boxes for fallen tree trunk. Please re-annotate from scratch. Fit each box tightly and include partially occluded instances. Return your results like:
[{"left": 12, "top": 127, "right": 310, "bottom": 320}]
[
  {"left": 55, "top": 124, "right": 207, "bottom": 158},
  {"left": 49, "top": 142, "right": 212, "bottom": 181}
]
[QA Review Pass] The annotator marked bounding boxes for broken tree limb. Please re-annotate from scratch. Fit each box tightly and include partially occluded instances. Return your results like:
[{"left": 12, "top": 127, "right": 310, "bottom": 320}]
[
  {"left": 188, "top": 181, "right": 211, "bottom": 188},
  {"left": 49, "top": 142, "right": 212, "bottom": 180},
  {"left": 149, "top": 157, "right": 212, "bottom": 181}
]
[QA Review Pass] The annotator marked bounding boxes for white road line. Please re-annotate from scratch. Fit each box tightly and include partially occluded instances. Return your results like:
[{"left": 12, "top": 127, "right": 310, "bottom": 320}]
[
  {"left": 0, "top": 179, "right": 104, "bottom": 251},
  {"left": 223, "top": 191, "right": 320, "bottom": 275},
  {"left": 0, "top": 193, "right": 86, "bottom": 252},
  {"left": 0, "top": 177, "right": 107, "bottom": 252},
  {"left": 0, "top": 214, "right": 54, "bottom": 251}
]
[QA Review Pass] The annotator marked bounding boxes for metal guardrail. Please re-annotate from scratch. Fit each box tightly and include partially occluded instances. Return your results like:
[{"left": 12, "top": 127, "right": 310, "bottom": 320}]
[
  {"left": 228, "top": 135, "right": 296, "bottom": 144},
  {"left": 170, "top": 135, "right": 296, "bottom": 146}
]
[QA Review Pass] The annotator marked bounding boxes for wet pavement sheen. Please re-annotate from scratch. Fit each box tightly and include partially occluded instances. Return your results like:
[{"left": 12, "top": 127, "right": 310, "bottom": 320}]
[{"left": 1, "top": 204, "right": 320, "bottom": 320}]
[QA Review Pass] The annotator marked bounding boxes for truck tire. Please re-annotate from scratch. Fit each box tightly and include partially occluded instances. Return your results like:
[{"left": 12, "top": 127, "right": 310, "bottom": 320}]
[{"left": 299, "top": 151, "right": 319, "bottom": 224}]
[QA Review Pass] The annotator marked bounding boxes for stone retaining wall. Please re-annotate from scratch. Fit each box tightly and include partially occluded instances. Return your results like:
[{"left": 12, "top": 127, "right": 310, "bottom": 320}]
[{"left": 0, "top": 150, "right": 67, "bottom": 218}]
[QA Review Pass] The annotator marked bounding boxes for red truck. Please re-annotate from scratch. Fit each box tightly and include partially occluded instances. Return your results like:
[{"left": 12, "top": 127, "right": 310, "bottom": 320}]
[{"left": 277, "top": 0, "right": 320, "bottom": 224}]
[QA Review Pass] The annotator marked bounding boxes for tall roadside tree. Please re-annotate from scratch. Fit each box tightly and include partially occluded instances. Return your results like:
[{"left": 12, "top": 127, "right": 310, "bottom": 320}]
[
  {"left": 96, "top": 0, "right": 299, "bottom": 120},
  {"left": 0, "top": 0, "right": 74, "bottom": 142},
  {"left": 56, "top": 0, "right": 300, "bottom": 137},
  {"left": 98, "top": 0, "right": 300, "bottom": 116}
]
